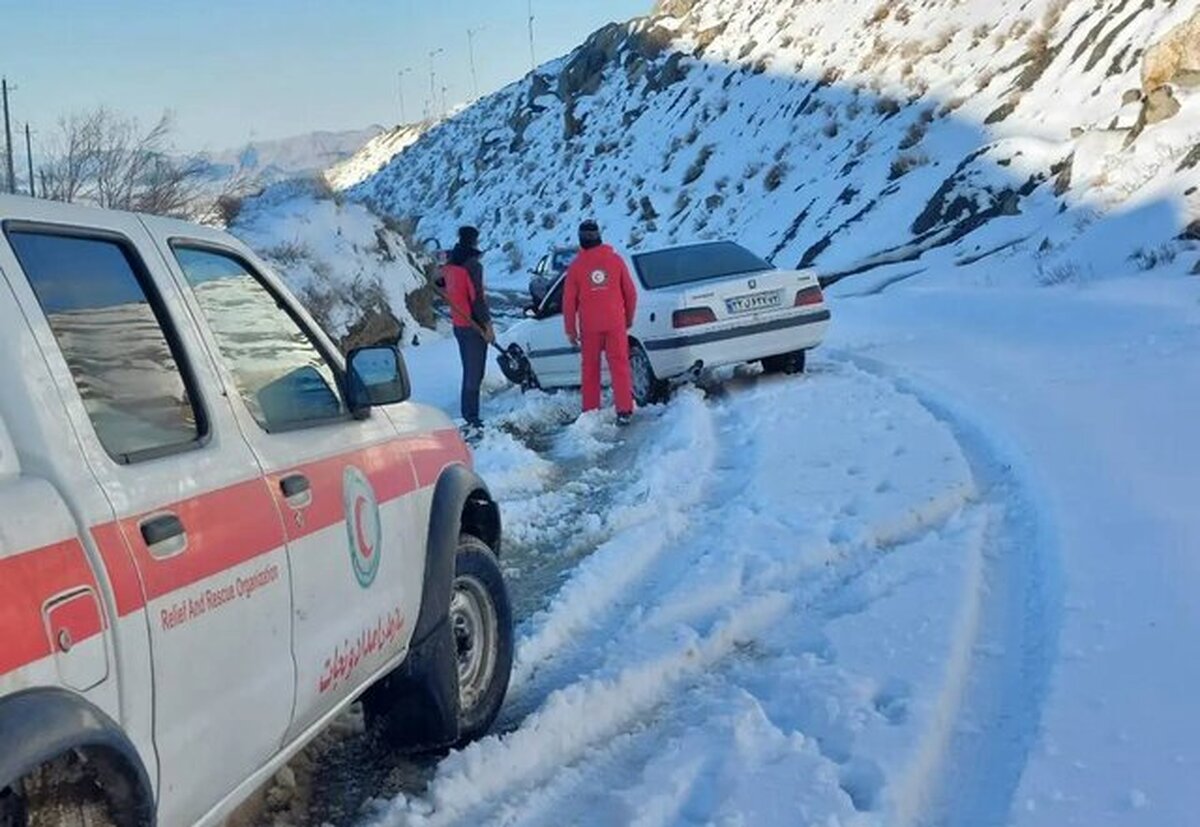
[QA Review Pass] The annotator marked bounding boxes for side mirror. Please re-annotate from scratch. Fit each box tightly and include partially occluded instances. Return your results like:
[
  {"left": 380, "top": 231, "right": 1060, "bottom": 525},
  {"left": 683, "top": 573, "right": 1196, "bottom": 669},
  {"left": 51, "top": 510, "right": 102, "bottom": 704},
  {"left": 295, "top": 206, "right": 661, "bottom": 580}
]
[{"left": 346, "top": 345, "right": 411, "bottom": 412}]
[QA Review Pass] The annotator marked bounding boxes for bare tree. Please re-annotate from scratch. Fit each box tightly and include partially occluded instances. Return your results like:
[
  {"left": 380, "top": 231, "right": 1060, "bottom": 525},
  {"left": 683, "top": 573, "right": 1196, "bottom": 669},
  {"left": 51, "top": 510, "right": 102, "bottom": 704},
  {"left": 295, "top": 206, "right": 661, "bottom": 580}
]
[{"left": 39, "top": 108, "right": 205, "bottom": 217}]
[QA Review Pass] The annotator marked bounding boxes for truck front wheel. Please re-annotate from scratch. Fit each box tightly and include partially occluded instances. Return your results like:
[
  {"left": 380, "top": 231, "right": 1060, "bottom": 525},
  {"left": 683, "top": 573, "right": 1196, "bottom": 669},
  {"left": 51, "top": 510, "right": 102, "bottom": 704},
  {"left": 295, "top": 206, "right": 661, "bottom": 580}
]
[{"left": 451, "top": 534, "right": 513, "bottom": 745}]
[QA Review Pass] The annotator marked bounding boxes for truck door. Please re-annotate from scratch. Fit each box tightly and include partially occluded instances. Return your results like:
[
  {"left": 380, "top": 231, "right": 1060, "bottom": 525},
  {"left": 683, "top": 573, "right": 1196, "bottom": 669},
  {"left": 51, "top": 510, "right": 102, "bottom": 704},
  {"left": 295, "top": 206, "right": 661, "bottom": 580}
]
[
  {"left": 1, "top": 217, "right": 296, "bottom": 827},
  {"left": 159, "top": 238, "right": 426, "bottom": 740}
]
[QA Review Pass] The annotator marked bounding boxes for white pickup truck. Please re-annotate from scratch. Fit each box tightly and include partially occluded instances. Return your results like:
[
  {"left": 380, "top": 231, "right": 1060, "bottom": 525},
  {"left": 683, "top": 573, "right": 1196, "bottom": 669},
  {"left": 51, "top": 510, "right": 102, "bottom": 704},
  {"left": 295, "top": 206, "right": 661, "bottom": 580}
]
[{"left": 0, "top": 195, "right": 512, "bottom": 826}]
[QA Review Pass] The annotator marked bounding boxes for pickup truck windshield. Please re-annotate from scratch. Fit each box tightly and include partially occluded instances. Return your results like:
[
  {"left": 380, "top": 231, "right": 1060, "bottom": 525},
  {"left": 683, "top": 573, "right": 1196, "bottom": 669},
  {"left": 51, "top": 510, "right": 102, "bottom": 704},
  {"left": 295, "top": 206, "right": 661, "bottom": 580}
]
[{"left": 632, "top": 242, "right": 773, "bottom": 290}]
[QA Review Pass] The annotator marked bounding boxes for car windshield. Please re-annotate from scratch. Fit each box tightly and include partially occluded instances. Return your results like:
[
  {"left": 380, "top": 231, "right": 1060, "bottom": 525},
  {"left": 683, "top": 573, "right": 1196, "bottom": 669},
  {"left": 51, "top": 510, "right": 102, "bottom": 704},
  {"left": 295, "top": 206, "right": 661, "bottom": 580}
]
[{"left": 632, "top": 242, "right": 773, "bottom": 289}]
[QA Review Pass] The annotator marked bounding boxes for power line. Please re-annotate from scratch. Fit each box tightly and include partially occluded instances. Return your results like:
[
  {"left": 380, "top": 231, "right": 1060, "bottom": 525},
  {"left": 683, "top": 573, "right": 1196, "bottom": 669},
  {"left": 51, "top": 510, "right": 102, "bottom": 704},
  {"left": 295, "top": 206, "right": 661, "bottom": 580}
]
[
  {"left": 24, "top": 124, "right": 35, "bottom": 198},
  {"left": 2, "top": 79, "right": 15, "bottom": 195},
  {"left": 527, "top": 0, "right": 537, "bottom": 73},
  {"left": 428, "top": 48, "right": 444, "bottom": 120},
  {"left": 467, "top": 27, "right": 485, "bottom": 100},
  {"left": 398, "top": 67, "right": 413, "bottom": 124}
]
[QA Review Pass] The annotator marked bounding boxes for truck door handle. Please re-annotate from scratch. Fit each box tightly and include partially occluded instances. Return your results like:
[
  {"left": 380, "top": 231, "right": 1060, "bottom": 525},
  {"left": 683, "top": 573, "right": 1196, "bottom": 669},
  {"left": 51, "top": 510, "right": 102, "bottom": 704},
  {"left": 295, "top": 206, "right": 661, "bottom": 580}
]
[
  {"left": 280, "top": 473, "right": 312, "bottom": 508},
  {"left": 140, "top": 513, "right": 187, "bottom": 557}
]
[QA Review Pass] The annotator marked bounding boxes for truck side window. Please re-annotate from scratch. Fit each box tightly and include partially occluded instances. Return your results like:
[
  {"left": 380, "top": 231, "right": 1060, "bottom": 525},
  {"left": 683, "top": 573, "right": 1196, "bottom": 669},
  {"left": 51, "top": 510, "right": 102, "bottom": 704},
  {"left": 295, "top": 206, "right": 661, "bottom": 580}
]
[
  {"left": 171, "top": 245, "right": 346, "bottom": 432},
  {"left": 6, "top": 229, "right": 204, "bottom": 463}
]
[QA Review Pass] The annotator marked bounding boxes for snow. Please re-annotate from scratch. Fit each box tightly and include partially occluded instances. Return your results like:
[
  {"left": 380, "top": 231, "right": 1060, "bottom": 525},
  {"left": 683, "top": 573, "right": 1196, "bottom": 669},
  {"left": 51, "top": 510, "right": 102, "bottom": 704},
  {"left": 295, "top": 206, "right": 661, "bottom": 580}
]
[
  {"left": 224, "top": 1, "right": 1200, "bottom": 823},
  {"left": 341, "top": 244, "right": 1199, "bottom": 826}
]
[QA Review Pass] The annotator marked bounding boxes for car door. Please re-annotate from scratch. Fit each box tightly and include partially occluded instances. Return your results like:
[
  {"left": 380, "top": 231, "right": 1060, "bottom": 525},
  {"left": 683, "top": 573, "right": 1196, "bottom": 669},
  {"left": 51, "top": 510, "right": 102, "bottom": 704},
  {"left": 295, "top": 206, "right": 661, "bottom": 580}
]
[
  {"left": 1, "top": 215, "right": 295, "bottom": 827},
  {"left": 157, "top": 235, "right": 426, "bottom": 740},
  {"left": 521, "top": 274, "right": 582, "bottom": 386}
]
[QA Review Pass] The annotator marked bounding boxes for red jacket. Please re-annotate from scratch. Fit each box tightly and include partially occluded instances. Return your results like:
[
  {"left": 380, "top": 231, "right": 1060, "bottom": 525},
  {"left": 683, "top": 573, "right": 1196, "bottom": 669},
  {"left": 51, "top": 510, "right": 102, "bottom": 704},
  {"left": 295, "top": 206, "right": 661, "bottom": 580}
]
[
  {"left": 563, "top": 244, "right": 638, "bottom": 339},
  {"left": 442, "top": 261, "right": 488, "bottom": 328}
]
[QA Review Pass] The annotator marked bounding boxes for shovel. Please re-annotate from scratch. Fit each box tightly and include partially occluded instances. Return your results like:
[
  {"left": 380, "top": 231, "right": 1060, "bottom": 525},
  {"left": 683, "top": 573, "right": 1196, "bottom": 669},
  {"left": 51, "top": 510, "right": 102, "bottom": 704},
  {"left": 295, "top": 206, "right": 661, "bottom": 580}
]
[{"left": 424, "top": 272, "right": 537, "bottom": 390}]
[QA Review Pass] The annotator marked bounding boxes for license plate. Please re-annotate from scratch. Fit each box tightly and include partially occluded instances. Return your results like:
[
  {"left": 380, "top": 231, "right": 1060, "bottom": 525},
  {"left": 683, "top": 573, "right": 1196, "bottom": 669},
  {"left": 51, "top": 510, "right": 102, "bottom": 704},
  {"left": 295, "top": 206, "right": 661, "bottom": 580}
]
[{"left": 725, "top": 291, "right": 781, "bottom": 314}]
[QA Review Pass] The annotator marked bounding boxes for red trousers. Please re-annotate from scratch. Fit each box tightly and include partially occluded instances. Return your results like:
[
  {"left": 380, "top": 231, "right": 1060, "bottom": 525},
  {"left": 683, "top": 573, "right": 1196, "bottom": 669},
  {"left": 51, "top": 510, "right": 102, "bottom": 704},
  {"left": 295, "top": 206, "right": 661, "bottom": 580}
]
[{"left": 581, "top": 329, "right": 634, "bottom": 415}]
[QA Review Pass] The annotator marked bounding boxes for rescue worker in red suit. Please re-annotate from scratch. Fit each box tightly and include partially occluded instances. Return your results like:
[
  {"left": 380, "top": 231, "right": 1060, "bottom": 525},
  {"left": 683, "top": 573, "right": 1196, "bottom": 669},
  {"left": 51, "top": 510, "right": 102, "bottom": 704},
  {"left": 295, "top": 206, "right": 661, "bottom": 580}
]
[{"left": 563, "top": 220, "right": 638, "bottom": 425}]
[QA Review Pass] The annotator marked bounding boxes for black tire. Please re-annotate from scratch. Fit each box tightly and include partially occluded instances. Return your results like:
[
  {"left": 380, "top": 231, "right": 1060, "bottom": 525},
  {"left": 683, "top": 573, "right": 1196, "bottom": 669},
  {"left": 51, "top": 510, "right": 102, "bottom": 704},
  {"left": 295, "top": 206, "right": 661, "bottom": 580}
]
[
  {"left": 11, "top": 757, "right": 118, "bottom": 827},
  {"left": 630, "top": 342, "right": 669, "bottom": 407},
  {"left": 451, "top": 534, "right": 513, "bottom": 745},
  {"left": 761, "top": 350, "right": 807, "bottom": 376}
]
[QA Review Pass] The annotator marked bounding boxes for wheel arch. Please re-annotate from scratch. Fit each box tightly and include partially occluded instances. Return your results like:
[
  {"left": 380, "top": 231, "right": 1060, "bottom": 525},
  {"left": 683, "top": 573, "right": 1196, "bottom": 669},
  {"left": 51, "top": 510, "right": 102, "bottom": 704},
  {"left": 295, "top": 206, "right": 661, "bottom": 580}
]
[
  {"left": 360, "top": 463, "right": 500, "bottom": 752},
  {"left": 0, "top": 687, "right": 155, "bottom": 826}
]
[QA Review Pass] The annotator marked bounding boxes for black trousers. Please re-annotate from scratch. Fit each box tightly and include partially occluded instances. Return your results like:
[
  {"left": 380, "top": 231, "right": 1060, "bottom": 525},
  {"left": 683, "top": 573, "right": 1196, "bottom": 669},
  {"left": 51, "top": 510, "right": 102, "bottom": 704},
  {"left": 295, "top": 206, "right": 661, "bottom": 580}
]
[{"left": 454, "top": 326, "right": 487, "bottom": 424}]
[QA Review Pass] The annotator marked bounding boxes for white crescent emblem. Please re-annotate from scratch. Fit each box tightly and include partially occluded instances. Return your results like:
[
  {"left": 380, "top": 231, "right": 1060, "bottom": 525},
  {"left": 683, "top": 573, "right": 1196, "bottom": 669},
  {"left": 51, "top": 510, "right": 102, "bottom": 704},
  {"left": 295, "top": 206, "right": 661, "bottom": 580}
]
[{"left": 590, "top": 269, "right": 608, "bottom": 285}]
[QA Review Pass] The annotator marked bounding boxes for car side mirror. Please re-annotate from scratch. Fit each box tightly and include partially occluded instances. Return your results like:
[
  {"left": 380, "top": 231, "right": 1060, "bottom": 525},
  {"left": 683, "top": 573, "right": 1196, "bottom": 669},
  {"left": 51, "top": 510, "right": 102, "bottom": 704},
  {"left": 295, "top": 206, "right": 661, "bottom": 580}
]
[{"left": 346, "top": 345, "right": 410, "bottom": 412}]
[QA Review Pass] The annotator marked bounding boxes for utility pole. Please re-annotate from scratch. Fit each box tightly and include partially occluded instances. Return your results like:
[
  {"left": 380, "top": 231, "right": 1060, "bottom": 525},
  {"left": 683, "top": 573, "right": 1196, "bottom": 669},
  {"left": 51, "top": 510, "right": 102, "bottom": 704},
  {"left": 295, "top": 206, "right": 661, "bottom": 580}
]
[
  {"left": 428, "top": 48, "right": 444, "bottom": 120},
  {"left": 398, "top": 67, "right": 413, "bottom": 124},
  {"left": 527, "top": 0, "right": 537, "bottom": 73},
  {"left": 441, "top": 85, "right": 449, "bottom": 118},
  {"left": 24, "top": 124, "right": 34, "bottom": 198},
  {"left": 467, "top": 27, "right": 484, "bottom": 100},
  {"left": 2, "top": 79, "right": 15, "bottom": 194}
]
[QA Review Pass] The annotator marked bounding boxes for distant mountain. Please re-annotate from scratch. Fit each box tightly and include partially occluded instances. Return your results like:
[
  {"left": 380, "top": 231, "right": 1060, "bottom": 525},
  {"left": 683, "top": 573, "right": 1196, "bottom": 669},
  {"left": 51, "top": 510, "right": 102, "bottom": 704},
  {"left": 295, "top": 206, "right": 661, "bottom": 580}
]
[{"left": 194, "top": 126, "right": 388, "bottom": 186}]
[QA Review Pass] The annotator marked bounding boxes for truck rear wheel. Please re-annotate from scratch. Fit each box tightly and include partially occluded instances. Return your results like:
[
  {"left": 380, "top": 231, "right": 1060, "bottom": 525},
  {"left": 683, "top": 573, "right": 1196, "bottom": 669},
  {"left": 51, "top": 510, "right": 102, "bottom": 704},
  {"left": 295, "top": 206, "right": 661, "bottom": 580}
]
[
  {"left": 9, "top": 755, "right": 119, "bottom": 827},
  {"left": 451, "top": 534, "right": 513, "bottom": 745}
]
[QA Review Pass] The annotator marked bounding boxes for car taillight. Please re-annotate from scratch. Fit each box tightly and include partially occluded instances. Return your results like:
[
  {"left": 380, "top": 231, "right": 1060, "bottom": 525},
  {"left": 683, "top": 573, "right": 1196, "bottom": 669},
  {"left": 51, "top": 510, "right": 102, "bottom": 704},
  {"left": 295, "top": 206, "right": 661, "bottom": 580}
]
[
  {"left": 795, "top": 285, "right": 824, "bottom": 307},
  {"left": 672, "top": 307, "right": 718, "bottom": 328}
]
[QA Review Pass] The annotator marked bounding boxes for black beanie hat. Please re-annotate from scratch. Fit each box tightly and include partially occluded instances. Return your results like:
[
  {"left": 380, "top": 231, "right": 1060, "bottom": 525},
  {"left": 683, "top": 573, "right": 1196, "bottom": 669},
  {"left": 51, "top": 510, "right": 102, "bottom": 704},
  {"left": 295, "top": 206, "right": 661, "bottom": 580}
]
[
  {"left": 458, "top": 225, "right": 480, "bottom": 248},
  {"left": 579, "top": 220, "right": 602, "bottom": 249}
]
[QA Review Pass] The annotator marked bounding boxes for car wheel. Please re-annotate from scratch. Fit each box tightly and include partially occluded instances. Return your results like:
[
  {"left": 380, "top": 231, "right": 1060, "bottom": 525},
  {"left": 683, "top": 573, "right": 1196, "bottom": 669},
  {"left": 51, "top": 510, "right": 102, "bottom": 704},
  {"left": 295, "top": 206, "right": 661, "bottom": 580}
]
[
  {"left": 451, "top": 534, "right": 513, "bottom": 744},
  {"left": 630, "top": 342, "right": 669, "bottom": 406},
  {"left": 761, "top": 350, "right": 807, "bottom": 376}
]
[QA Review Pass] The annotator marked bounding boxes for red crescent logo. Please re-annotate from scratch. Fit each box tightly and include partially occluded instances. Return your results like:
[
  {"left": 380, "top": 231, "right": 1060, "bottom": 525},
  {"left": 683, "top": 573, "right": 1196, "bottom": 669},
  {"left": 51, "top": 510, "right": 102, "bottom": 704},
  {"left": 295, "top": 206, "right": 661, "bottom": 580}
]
[{"left": 354, "top": 496, "right": 374, "bottom": 559}]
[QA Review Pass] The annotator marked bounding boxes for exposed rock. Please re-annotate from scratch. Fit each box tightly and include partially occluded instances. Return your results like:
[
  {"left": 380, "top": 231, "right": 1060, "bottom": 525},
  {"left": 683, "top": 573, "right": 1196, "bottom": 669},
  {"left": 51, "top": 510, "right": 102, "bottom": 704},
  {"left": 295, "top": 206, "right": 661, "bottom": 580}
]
[
  {"left": 1122, "top": 88, "right": 1143, "bottom": 105},
  {"left": 1142, "top": 85, "right": 1181, "bottom": 125},
  {"left": 639, "top": 196, "right": 660, "bottom": 221},
  {"left": 692, "top": 23, "right": 728, "bottom": 57},
  {"left": 655, "top": 0, "right": 699, "bottom": 18},
  {"left": 1192, "top": 257, "right": 1200, "bottom": 275},
  {"left": 1142, "top": 8, "right": 1200, "bottom": 92},
  {"left": 1178, "top": 145, "right": 1200, "bottom": 172},
  {"left": 1180, "top": 220, "right": 1200, "bottom": 241}
]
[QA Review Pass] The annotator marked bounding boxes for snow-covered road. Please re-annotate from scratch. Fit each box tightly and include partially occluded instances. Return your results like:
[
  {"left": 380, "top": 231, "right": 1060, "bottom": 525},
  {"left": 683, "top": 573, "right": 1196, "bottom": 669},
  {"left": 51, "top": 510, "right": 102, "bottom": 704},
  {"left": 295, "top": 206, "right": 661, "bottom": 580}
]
[
  {"left": 362, "top": 357, "right": 1018, "bottom": 826},
  {"left": 332, "top": 271, "right": 1200, "bottom": 827}
]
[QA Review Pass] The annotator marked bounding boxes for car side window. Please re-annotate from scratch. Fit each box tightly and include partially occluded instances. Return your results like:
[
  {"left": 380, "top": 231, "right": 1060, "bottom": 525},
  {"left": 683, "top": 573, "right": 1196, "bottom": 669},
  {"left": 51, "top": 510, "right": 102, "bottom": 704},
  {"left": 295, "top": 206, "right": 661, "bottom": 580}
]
[
  {"left": 6, "top": 228, "right": 205, "bottom": 463},
  {"left": 171, "top": 245, "right": 346, "bottom": 432},
  {"left": 540, "top": 274, "right": 567, "bottom": 318}
]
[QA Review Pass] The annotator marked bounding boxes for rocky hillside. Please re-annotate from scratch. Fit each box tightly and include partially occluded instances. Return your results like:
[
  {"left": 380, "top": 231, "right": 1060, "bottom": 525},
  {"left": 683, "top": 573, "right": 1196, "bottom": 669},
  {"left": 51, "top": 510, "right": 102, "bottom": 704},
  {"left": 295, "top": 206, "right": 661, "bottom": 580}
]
[
  {"left": 228, "top": 179, "right": 438, "bottom": 351},
  {"left": 348, "top": 0, "right": 1200, "bottom": 287}
]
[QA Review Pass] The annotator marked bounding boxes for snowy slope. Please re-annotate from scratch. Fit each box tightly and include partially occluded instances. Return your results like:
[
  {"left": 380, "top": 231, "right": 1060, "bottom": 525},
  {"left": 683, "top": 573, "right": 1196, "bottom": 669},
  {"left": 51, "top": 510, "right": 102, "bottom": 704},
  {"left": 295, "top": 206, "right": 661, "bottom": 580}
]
[
  {"left": 325, "top": 123, "right": 432, "bottom": 191},
  {"left": 227, "top": 179, "right": 438, "bottom": 349},
  {"left": 351, "top": 0, "right": 1200, "bottom": 287}
]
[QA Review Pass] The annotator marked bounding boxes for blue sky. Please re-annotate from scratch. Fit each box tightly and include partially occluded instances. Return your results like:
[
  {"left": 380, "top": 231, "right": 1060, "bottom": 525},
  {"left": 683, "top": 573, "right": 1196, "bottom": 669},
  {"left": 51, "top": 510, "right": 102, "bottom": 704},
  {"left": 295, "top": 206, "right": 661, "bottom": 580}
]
[{"left": 1, "top": 0, "right": 649, "bottom": 153}]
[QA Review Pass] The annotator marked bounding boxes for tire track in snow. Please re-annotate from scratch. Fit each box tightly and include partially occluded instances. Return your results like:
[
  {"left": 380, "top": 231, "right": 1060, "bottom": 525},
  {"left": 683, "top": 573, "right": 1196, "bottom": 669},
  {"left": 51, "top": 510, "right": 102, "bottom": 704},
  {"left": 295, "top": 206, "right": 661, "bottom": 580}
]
[
  {"left": 367, "top": 367, "right": 990, "bottom": 827},
  {"left": 836, "top": 354, "right": 1062, "bottom": 827}
]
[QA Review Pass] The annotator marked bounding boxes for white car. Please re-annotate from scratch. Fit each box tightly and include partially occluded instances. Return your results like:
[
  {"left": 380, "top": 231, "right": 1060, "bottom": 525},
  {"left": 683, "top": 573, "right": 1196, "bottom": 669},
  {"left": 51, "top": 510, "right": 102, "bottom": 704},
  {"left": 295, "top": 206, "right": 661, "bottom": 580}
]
[{"left": 504, "top": 241, "right": 830, "bottom": 404}]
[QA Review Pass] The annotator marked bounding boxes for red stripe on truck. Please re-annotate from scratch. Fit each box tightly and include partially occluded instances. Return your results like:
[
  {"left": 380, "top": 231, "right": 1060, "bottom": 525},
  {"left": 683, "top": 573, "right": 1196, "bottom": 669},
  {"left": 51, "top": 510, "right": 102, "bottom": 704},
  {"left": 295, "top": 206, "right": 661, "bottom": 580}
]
[
  {"left": 118, "top": 477, "right": 287, "bottom": 603},
  {"left": 1, "top": 429, "right": 470, "bottom": 679},
  {"left": 0, "top": 538, "right": 102, "bottom": 676}
]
